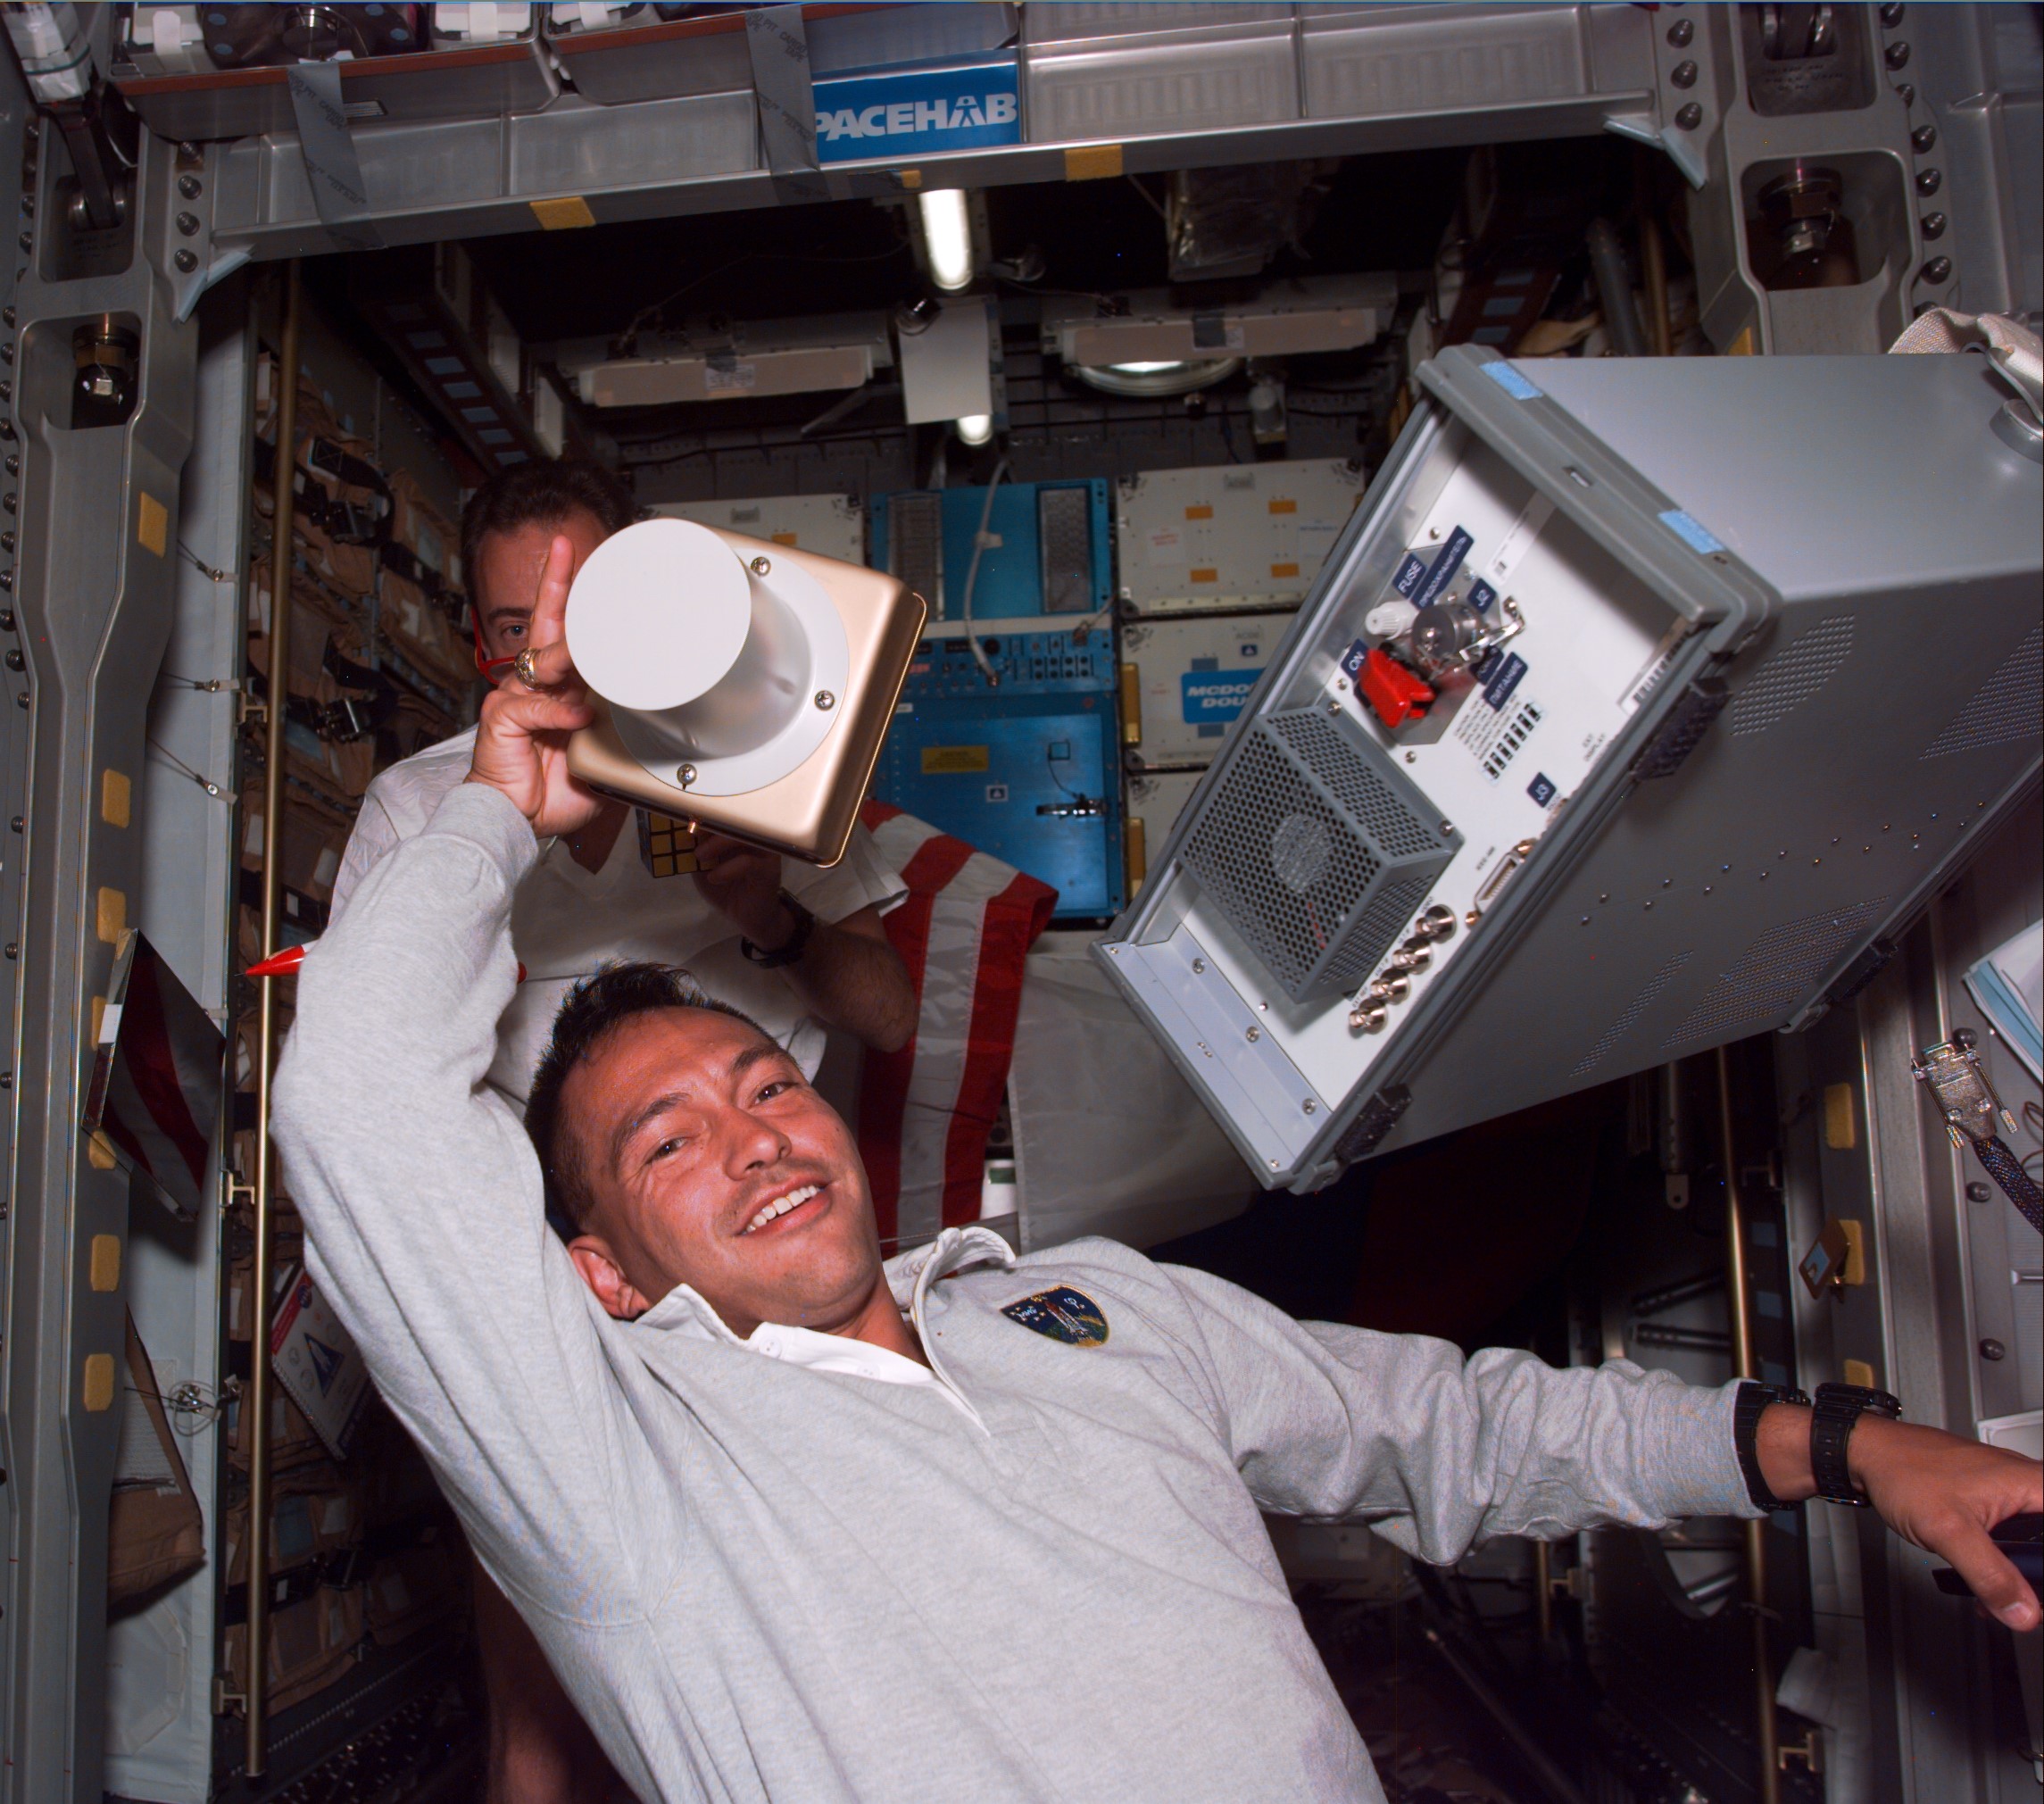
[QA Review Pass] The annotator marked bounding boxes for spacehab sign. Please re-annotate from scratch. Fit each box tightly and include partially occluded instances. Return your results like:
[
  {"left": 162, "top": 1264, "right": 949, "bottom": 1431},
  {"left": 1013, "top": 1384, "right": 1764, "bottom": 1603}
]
[{"left": 813, "top": 57, "right": 1023, "bottom": 163}]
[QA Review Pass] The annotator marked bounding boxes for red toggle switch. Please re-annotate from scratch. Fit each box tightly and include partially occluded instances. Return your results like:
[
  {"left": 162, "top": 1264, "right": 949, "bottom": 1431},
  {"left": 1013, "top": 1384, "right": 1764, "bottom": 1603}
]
[{"left": 1359, "top": 648, "right": 1435, "bottom": 731}]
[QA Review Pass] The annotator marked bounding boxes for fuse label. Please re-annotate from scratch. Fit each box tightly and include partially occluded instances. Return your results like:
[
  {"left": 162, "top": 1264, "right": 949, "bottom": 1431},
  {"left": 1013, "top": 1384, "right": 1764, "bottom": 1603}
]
[{"left": 1392, "top": 554, "right": 1427, "bottom": 596}]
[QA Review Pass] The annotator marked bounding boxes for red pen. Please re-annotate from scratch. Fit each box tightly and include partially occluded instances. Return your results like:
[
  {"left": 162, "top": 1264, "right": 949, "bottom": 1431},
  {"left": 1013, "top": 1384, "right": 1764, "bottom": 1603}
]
[{"left": 248, "top": 944, "right": 527, "bottom": 983}]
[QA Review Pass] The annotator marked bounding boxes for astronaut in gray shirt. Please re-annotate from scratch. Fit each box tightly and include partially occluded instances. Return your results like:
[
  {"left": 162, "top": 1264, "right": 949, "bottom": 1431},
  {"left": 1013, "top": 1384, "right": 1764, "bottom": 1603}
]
[{"left": 273, "top": 537, "right": 2042, "bottom": 1804}]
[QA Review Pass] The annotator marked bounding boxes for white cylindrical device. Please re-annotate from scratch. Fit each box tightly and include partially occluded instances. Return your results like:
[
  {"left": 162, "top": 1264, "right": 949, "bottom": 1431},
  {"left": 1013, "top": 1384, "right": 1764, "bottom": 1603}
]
[{"left": 566, "top": 518, "right": 811, "bottom": 766}]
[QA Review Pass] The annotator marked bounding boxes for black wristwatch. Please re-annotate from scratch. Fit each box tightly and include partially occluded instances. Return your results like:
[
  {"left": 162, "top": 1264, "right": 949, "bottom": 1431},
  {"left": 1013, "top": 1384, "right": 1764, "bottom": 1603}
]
[
  {"left": 1734, "top": 1381, "right": 1811, "bottom": 1512},
  {"left": 1809, "top": 1381, "right": 1902, "bottom": 1506},
  {"left": 741, "top": 890, "right": 816, "bottom": 969}
]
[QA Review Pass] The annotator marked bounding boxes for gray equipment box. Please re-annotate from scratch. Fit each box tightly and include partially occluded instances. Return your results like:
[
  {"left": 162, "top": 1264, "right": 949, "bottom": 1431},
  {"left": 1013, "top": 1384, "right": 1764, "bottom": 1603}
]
[{"left": 1096, "top": 345, "right": 2043, "bottom": 1189}]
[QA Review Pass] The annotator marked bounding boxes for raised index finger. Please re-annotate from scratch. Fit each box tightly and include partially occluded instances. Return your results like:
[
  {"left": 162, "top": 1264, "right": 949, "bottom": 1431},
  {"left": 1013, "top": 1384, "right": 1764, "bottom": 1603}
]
[{"left": 529, "top": 532, "right": 577, "bottom": 649}]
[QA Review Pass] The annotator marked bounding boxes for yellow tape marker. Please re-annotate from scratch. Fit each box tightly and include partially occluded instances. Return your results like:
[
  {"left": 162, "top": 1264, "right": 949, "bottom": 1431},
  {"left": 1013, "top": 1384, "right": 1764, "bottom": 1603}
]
[
  {"left": 96, "top": 885, "right": 127, "bottom": 944},
  {"left": 530, "top": 195, "right": 597, "bottom": 230},
  {"left": 921, "top": 745, "right": 990, "bottom": 775},
  {"left": 1837, "top": 1218, "right": 1866, "bottom": 1286},
  {"left": 1189, "top": 567, "right": 1218, "bottom": 584},
  {"left": 1267, "top": 498, "right": 1298, "bottom": 515},
  {"left": 1823, "top": 1082, "right": 1857, "bottom": 1150},
  {"left": 87, "top": 1129, "right": 118, "bottom": 1170},
  {"left": 1842, "top": 1358, "right": 1877, "bottom": 1390},
  {"left": 1270, "top": 562, "right": 1300, "bottom": 579},
  {"left": 1184, "top": 504, "right": 1214, "bottom": 520},
  {"left": 91, "top": 993, "right": 108, "bottom": 1043},
  {"left": 89, "top": 1233, "right": 121, "bottom": 1292},
  {"left": 137, "top": 494, "right": 169, "bottom": 558},
  {"left": 895, "top": 168, "right": 923, "bottom": 189},
  {"left": 1725, "top": 324, "right": 1757, "bottom": 357},
  {"left": 83, "top": 1352, "right": 116, "bottom": 1411},
  {"left": 1064, "top": 144, "right": 1124, "bottom": 181},
  {"left": 102, "top": 768, "right": 132, "bottom": 827}
]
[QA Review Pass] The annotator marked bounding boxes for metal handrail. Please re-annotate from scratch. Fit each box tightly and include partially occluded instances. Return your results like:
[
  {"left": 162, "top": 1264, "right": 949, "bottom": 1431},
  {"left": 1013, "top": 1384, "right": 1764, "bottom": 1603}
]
[{"left": 245, "top": 257, "right": 303, "bottom": 1775}]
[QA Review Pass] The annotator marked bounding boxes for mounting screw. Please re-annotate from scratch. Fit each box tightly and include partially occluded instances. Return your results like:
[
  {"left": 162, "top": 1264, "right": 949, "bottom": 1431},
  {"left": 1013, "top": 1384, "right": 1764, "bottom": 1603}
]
[
  {"left": 1915, "top": 167, "right": 1942, "bottom": 197},
  {"left": 1, "top": 306, "right": 12, "bottom": 327},
  {"left": 1191, "top": 958, "right": 1207, "bottom": 975},
  {"left": 1920, "top": 255, "right": 1953, "bottom": 284},
  {"left": 1, "top": 572, "right": 12, "bottom": 592},
  {"left": 0, "top": 610, "right": 14, "bottom": 630},
  {"left": 3, "top": 494, "right": 13, "bottom": 513},
  {"left": 1674, "top": 102, "right": 1703, "bottom": 130},
  {"left": 5, "top": 650, "right": 21, "bottom": 671},
  {"left": 2, "top": 459, "right": 13, "bottom": 479},
  {"left": 1301, "top": 1099, "right": 1316, "bottom": 1115},
  {"left": 0, "top": 1072, "right": 11, "bottom": 1089},
  {"left": 2, "top": 944, "right": 12, "bottom": 959},
  {"left": 677, "top": 763, "right": 696, "bottom": 786},
  {"left": 1920, "top": 211, "right": 1947, "bottom": 240},
  {"left": 173, "top": 248, "right": 197, "bottom": 273},
  {"left": 13, "top": 691, "right": 23, "bottom": 709},
  {"left": 1965, "top": 1181, "right": 1991, "bottom": 1202},
  {"left": 1245, "top": 1026, "right": 1260, "bottom": 1043},
  {"left": 1910, "top": 122, "right": 1937, "bottom": 154},
  {"left": 1880, "top": 1, "right": 1906, "bottom": 24},
  {"left": 14, "top": 233, "right": 28, "bottom": 254},
  {"left": 749, "top": 556, "right": 771, "bottom": 576},
  {"left": 177, "top": 173, "right": 203, "bottom": 200},
  {"left": 175, "top": 211, "right": 200, "bottom": 237},
  {"left": 1666, "top": 18, "right": 1693, "bottom": 46},
  {"left": 1979, "top": 1338, "right": 2007, "bottom": 1362},
  {"left": 0, "top": 345, "right": 10, "bottom": 366},
  {"left": 1884, "top": 39, "right": 1910, "bottom": 69},
  {"left": 814, "top": 690, "right": 835, "bottom": 710},
  {"left": 1669, "top": 59, "right": 1698, "bottom": 88}
]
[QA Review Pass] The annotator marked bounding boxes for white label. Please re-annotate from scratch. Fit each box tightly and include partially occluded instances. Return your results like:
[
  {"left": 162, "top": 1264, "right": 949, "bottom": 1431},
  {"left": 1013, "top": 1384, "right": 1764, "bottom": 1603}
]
[
  {"left": 1296, "top": 521, "right": 1338, "bottom": 562},
  {"left": 1488, "top": 492, "right": 1557, "bottom": 583},
  {"left": 1146, "top": 528, "right": 1185, "bottom": 568},
  {"left": 99, "top": 1002, "right": 123, "bottom": 1046},
  {"left": 703, "top": 362, "right": 757, "bottom": 395},
  {"left": 1619, "top": 617, "right": 1688, "bottom": 714}
]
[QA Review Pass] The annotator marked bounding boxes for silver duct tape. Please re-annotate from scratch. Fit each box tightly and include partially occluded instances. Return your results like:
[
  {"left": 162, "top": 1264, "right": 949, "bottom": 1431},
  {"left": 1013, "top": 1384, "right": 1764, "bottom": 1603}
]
[
  {"left": 287, "top": 62, "right": 386, "bottom": 251},
  {"left": 745, "top": 5, "right": 830, "bottom": 205}
]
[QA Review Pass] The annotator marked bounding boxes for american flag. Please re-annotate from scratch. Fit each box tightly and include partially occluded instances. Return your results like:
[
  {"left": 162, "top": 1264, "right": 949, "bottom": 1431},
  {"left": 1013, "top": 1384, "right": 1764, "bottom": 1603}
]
[{"left": 856, "top": 803, "right": 1056, "bottom": 1249}]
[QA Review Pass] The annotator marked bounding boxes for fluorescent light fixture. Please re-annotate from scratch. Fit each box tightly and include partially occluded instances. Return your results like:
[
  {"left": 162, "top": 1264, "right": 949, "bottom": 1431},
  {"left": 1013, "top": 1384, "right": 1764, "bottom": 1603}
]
[
  {"left": 1071, "top": 356, "right": 1242, "bottom": 399},
  {"left": 919, "top": 189, "right": 975, "bottom": 293},
  {"left": 955, "top": 412, "right": 993, "bottom": 445}
]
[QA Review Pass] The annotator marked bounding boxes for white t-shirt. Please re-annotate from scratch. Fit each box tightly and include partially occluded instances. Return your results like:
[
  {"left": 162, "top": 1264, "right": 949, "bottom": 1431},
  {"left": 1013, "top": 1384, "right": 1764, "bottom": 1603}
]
[{"left": 328, "top": 727, "right": 906, "bottom": 1102}]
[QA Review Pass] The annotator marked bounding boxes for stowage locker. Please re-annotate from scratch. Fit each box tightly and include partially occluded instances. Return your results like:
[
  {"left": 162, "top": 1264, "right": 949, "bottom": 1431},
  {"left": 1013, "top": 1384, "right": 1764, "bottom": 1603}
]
[
  {"left": 1122, "top": 611, "right": 1295, "bottom": 772},
  {"left": 1116, "top": 459, "right": 1363, "bottom": 617},
  {"left": 1097, "top": 346, "right": 2044, "bottom": 1188}
]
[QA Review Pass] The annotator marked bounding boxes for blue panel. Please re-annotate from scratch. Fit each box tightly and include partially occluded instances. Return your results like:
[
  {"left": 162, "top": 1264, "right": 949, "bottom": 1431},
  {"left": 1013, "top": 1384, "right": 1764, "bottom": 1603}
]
[
  {"left": 876, "top": 628, "right": 1123, "bottom": 918},
  {"left": 870, "top": 481, "right": 1111, "bottom": 622},
  {"left": 813, "top": 55, "right": 1021, "bottom": 163}
]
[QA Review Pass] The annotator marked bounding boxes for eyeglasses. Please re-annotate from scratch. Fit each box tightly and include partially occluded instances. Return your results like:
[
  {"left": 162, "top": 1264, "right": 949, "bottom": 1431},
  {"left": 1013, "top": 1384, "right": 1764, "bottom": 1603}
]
[{"left": 472, "top": 612, "right": 518, "bottom": 678}]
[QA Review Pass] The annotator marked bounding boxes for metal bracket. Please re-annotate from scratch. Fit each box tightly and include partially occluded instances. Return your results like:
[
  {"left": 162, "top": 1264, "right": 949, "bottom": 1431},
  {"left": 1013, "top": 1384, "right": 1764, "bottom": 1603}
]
[{"left": 212, "top": 1673, "right": 247, "bottom": 1717}]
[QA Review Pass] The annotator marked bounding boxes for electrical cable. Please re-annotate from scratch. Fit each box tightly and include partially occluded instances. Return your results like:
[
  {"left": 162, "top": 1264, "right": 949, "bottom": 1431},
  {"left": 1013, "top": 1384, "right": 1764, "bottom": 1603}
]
[{"left": 959, "top": 456, "right": 1009, "bottom": 688}]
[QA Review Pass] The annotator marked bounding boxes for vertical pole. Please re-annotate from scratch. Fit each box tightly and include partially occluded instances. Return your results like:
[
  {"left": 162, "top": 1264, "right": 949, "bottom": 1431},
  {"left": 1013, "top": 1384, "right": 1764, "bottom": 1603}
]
[
  {"left": 245, "top": 258, "right": 302, "bottom": 1776},
  {"left": 1636, "top": 148, "right": 1674, "bottom": 357},
  {"left": 1716, "top": 1044, "right": 1782, "bottom": 1804}
]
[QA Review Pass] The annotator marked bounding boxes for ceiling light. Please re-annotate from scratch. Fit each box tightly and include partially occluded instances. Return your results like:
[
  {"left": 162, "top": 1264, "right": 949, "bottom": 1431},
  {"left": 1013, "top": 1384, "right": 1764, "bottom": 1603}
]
[
  {"left": 919, "top": 189, "right": 975, "bottom": 293},
  {"left": 955, "top": 412, "right": 993, "bottom": 445},
  {"left": 1070, "top": 356, "right": 1242, "bottom": 399}
]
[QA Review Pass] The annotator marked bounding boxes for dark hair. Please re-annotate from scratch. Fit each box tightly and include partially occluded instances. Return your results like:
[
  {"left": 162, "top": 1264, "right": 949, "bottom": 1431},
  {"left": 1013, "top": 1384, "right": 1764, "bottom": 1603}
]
[
  {"left": 460, "top": 459, "right": 639, "bottom": 611},
  {"left": 525, "top": 961, "right": 765, "bottom": 1234}
]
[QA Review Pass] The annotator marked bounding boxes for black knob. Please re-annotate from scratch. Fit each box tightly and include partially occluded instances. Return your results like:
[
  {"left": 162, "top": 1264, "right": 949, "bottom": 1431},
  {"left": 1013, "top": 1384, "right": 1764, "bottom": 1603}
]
[
  {"left": 9, "top": 816, "right": 21, "bottom": 832},
  {"left": 1880, "top": 2, "right": 1906, "bottom": 25},
  {"left": 2, "top": 305, "right": 13, "bottom": 327},
  {"left": 1674, "top": 102, "right": 1703, "bottom": 130},
  {"left": 173, "top": 248, "right": 197, "bottom": 275},
  {"left": 1670, "top": 59, "right": 1698, "bottom": 88},
  {"left": 176, "top": 211, "right": 200, "bottom": 237},
  {"left": 1920, "top": 211, "right": 1947, "bottom": 240},
  {"left": 3, "top": 457, "right": 15, "bottom": 478},
  {"left": 1916, "top": 167, "right": 1942, "bottom": 196},
  {"left": 1666, "top": 18, "right": 1693, "bottom": 46},
  {"left": 3, "top": 530, "right": 14, "bottom": 551},
  {"left": 15, "top": 232, "right": 29, "bottom": 254},
  {"left": 3, "top": 494, "right": 14, "bottom": 513},
  {"left": 0, "top": 610, "right": 15, "bottom": 630},
  {"left": 3, "top": 944, "right": 14, "bottom": 960},
  {"left": 1920, "top": 255, "right": 1953, "bottom": 285},
  {"left": 1895, "top": 82, "right": 1915, "bottom": 108},
  {"left": 178, "top": 173, "right": 202, "bottom": 200},
  {"left": 1884, "top": 40, "right": 1910, "bottom": 70},
  {"left": 1910, "top": 122, "right": 1936, "bottom": 154},
  {"left": 5, "top": 650, "right": 21, "bottom": 671}
]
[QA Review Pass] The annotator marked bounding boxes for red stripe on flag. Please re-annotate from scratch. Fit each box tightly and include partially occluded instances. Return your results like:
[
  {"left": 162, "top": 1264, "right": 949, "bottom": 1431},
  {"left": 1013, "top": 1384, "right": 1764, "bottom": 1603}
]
[
  {"left": 857, "top": 829, "right": 976, "bottom": 1243},
  {"left": 860, "top": 799, "right": 903, "bottom": 830},
  {"left": 937, "top": 870, "right": 1058, "bottom": 1226}
]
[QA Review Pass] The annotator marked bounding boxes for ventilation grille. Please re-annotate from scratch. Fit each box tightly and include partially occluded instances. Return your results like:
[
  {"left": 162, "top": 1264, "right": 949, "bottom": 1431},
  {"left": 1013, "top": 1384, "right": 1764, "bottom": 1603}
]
[
  {"left": 888, "top": 492, "right": 944, "bottom": 613},
  {"left": 1183, "top": 709, "right": 1455, "bottom": 1002},
  {"left": 1570, "top": 951, "right": 1695, "bottom": 1078},
  {"left": 1728, "top": 614, "right": 1855, "bottom": 736},
  {"left": 1660, "top": 898, "right": 1890, "bottom": 1050},
  {"left": 1038, "top": 486, "right": 1094, "bottom": 614},
  {"left": 1266, "top": 711, "right": 1443, "bottom": 859},
  {"left": 1921, "top": 619, "right": 2043, "bottom": 760}
]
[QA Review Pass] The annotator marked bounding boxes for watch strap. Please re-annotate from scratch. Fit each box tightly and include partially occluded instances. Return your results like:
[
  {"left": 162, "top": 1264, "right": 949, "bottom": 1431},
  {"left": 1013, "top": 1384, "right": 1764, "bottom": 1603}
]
[
  {"left": 741, "top": 890, "right": 815, "bottom": 969},
  {"left": 1809, "top": 1381, "right": 1902, "bottom": 1506},
  {"left": 1734, "top": 1381, "right": 1811, "bottom": 1513}
]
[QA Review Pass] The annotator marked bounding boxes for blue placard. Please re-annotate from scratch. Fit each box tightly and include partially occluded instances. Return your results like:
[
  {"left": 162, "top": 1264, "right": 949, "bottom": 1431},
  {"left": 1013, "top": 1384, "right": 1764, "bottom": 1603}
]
[
  {"left": 1658, "top": 508, "right": 1727, "bottom": 555},
  {"left": 1467, "top": 578, "right": 1499, "bottom": 613},
  {"left": 1527, "top": 772, "right": 1557, "bottom": 807},
  {"left": 1180, "top": 669, "right": 1261, "bottom": 724},
  {"left": 1483, "top": 653, "right": 1528, "bottom": 710},
  {"left": 1341, "top": 638, "right": 1369, "bottom": 680},
  {"left": 1414, "top": 526, "right": 1473, "bottom": 610},
  {"left": 1392, "top": 553, "right": 1427, "bottom": 597},
  {"left": 814, "top": 56, "right": 1021, "bottom": 162},
  {"left": 1482, "top": 361, "right": 1544, "bottom": 401}
]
